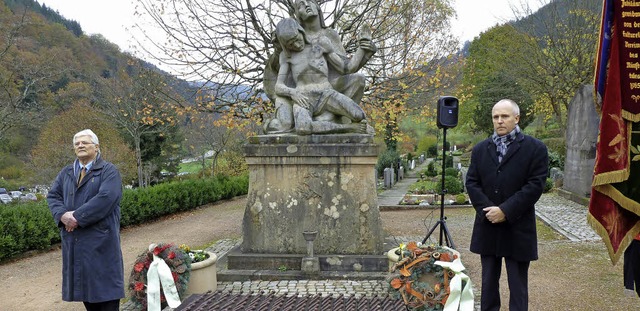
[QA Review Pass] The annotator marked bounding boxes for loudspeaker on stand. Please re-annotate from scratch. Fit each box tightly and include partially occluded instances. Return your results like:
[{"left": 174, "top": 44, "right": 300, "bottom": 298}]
[{"left": 436, "top": 96, "right": 458, "bottom": 129}]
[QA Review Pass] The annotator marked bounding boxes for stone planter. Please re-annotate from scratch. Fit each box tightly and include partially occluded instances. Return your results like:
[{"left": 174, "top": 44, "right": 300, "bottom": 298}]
[{"left": 185, "top": 251, "right": 218, "bottom": 295}]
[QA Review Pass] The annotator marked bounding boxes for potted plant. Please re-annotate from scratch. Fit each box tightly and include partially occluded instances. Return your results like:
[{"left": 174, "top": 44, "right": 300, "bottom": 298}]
[{"left": 179, "top": 244, "right": 218, "bottom": 295}]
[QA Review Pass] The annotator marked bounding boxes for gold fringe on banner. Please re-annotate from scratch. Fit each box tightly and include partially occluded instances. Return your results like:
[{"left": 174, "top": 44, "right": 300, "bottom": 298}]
[
  {"left": 591, "top": 169, "right": 630, "bottom": 187},
  {"left": 594, "top": 184, "right": 640, "bottom": 217},
  {"left": 587, "top": 214, "right": 640, "bottom": 265},
  {"left": 622, "top": 110, "right": 640, "bottom": 122}
]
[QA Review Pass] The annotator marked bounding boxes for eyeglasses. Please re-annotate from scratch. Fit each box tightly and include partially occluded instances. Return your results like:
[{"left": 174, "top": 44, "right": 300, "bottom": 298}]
[{"left": 74, "top": 141, "right": 95, "bottom": 147}]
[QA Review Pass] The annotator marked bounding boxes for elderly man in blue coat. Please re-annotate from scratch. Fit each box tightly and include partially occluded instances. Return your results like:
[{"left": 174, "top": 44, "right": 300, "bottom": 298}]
[
  {"left": 466, "top": 99, "right": 548, "bottom": 311},
  {"left": 47, "top": 129, "right": 124, "bottom": 311}
]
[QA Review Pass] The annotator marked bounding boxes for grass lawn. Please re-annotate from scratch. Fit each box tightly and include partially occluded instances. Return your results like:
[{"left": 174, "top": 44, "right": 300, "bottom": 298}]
[{"left": 179, "top": 158, "right": 213, "bottom": 174}]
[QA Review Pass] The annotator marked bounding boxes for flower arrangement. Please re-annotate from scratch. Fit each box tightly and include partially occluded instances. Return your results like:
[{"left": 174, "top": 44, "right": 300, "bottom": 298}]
[
  {"left": 179, "top": 244, "right": 210, "bottom": 263},
  {"left": 128, "top": 243, "right": 191, "bottom": 309},
  {"left": 387, "top": 242, "right": 470, "bottom": 311}
]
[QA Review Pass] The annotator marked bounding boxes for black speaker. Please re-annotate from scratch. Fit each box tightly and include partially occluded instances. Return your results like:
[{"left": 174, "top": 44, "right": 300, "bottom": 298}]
[{"left": 436, "top": 96, "right": 458, "bottom": 129}]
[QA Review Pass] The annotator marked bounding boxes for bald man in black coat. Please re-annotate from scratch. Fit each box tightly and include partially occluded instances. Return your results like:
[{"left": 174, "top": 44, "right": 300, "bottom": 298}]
[{"left": 466, "top": 99, "right": 548, "bottom": 311}]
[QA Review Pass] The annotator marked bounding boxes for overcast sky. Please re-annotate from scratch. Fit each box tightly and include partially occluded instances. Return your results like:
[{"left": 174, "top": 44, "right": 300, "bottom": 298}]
[{"left": 40, "top": 0, "right": 545, "bottom": 64}]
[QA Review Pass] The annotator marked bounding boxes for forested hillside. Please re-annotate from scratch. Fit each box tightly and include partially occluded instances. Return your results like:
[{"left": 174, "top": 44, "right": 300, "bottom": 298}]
[{"left": 0, "top": 0, "right": 201, "bottom": 189}]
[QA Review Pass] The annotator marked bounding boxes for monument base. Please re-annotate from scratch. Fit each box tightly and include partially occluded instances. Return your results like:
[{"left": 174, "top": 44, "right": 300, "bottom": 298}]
[
  {"left": 217, "top": 245, "right": 389, "bottom": 282},
  {"left": 226, "top": 134, "right": 386, "bottom": 281},
  {"left": 241, "top": 134, "right": 384, "bottom": 255}
]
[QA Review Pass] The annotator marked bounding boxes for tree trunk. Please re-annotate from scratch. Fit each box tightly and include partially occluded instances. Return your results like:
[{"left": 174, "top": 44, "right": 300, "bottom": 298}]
[
  {"left": 550, "top": 98, "right": 565, "bottom": 131},
  {"left": 211, "top": 152, "right": 219, "bottom": 177},
  {"left": 134, "top": 136, "right": 144, "bottom": 187}
]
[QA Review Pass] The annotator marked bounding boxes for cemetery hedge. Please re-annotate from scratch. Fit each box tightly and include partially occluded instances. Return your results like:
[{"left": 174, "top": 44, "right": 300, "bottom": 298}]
[{"left": 0, "top": 174, "right": 249, "bottom": 262}]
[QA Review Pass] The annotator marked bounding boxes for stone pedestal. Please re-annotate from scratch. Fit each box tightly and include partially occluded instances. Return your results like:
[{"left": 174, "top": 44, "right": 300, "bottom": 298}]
[{"left": 241, "top": 134, "right": 384, "bottom": 255}]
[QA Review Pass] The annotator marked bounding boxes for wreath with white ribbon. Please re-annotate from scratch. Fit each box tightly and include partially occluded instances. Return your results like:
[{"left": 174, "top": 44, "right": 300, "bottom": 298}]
[
  {"left": 387, "top": 242, "right": 474, "bottom": 311},
  {"left": 128, "top": 243, "right": 191, "bottom": 310}
]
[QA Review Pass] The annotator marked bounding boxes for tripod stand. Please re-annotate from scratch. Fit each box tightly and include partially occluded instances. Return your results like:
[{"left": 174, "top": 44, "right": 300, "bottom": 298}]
[{"left": 421, "top": 127, "right": 456, "bottom": 249}]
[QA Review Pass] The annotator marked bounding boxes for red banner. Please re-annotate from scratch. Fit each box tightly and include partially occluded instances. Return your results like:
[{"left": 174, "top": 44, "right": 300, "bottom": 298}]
[
  {"left": 590, "top": 0, "right": 640, "bottom": 264},
  {"left": 618, "top": 0, "right": 640, "bottom": 118}
]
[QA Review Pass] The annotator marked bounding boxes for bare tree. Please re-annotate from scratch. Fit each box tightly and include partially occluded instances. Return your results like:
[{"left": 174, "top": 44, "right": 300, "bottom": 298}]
[
  {"left": 184, "top": 111, "right": 244, "bottom": 176},
  {"left": 98, "top": 60, "right": 179, "bottom": 187},
  {"left": 132, "top": 0, "right": 459, "bottom": 130}
]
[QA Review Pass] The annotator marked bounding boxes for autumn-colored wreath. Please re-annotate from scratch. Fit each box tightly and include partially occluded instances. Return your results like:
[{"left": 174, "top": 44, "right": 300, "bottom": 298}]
[{"left": 387, "top": 242, "right": 462, "bottom": 311}]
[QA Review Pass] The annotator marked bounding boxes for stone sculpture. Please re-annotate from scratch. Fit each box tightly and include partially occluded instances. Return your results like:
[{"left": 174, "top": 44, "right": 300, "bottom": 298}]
[{"left": 263, "top": 0, "right": 376, "bottom": 135}]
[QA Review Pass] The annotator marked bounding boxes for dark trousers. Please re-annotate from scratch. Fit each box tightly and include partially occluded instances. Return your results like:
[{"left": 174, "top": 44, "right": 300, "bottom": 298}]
[
  {"left": 624, "top": 239, "right": 640, "bottom": 297},
  {"left": 83, "top": 299, "right": 120, "bottom": 311},
  {"left": 480, "top": 255, "right": 530, "bottom": 311}
]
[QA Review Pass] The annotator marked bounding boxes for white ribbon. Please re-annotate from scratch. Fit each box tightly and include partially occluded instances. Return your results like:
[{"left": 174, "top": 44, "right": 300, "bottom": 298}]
[
  {"left": 386, "top": 247, "right": 401, "bottom": 262},
  {"left": 434, "top": 258, "right": 474, "bottom": 311},
  {"left": 146, "top": 244, "right": 182, "bottom": 311}
]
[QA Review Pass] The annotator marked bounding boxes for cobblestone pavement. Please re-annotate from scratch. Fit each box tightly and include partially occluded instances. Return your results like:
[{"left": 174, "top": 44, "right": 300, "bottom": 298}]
[
  {"left": 535, "top": 192, "right": 601, "bottom": 242},
  {"left": 123, "top": 179, "right": 599, "bottom": 310}
]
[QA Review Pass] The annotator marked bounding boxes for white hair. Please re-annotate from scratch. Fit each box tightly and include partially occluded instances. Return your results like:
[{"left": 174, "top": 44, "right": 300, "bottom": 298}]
[{"left": 73, "top": 129, "right": 100, "bottom": 146}]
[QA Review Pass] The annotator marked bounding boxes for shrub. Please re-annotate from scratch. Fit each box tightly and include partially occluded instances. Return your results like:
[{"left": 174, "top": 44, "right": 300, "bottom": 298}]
[
  {"left": 459, "top": 152, "right": 471, "bottom": 167},
  {"left": 423, "top": 161, "right": 438, "bottom": 177},
  {"left": 376, "top": 149, "right": 400, "bottom": 176},
  {"left": 544, "top": 178, "right": 554, "bottom": 193},
  {"left": 445, "top": 154, "right": 453, "bottom": 168},
  {"left": 436, "top": 175, "right": 463, "bottom": 195},
  {"left": 426, "top": 144, "right": 438, "bottom": 158},
  {"left": 542, "top": 137, "right": 566, "bottom": 157},
  {"left": 444, "top": 168, "right": 459, "bottom": 177},
  {"left": 548, "top": 150, "right": 565, "bottom": 171},
  {"left": 0, "top": 202, "right": 59, "bottom": 261},
  {"left": 455, "top": 194, "right": 467, "bottom": 204}
]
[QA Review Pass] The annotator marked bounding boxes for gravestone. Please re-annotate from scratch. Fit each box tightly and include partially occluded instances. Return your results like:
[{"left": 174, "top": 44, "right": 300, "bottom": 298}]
[
  {"left": 382, "top": 168, "right": 389, "bottom": 188},
  {"left": 564, "top": 85, "right": 600, "bottom": 198}
]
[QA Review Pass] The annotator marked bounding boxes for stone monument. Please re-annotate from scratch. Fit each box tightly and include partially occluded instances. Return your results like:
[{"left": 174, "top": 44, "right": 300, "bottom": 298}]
[
  {"left": 225, "top": 1, "right": 386, "bottom": 279},
  {"left": 563, "top": 85, "right": 600, "bottom": 200}
]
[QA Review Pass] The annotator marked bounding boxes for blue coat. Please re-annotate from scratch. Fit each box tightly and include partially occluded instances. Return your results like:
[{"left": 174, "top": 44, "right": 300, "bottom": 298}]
[
  {"left": 465, "top": 133, "right": 548, "bottom": 262},
  {"left": 47, "top": 156, "right": 125, "bottom": 303}
]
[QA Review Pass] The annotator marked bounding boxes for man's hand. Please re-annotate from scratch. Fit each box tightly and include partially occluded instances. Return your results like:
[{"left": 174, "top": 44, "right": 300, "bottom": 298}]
[
  {"left": 483, "top": 206, "right": 506, "bottom": 224},
  {"left": 61, "top": 211, "right": 78, "bottom": 232}
]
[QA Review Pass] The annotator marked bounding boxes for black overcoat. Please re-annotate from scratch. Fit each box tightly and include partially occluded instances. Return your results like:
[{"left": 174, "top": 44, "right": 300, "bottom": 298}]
[
  {"left": 465, "top": 133, "right": 548, "bottom": 262},
  {"left": 47, "top": 156, "right": 125, "bottom": 303}
]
